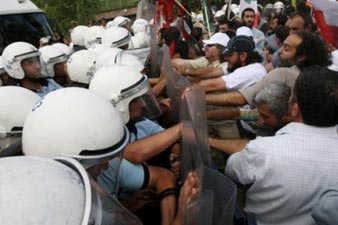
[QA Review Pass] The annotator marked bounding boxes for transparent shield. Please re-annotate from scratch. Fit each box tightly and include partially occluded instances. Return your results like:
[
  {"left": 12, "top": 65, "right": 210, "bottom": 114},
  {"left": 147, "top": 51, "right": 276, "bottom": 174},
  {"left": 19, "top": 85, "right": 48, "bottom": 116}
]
[
  {"left": 141, "top": 87, "right": 163, "bottom": 120},
  {"left": 185, "top": 167, "right": 237, "bottom": 225},
  {"left": 136, "top": 0, "right": 156, "bottom": 21},
  {"left": 181, "top": 85, "right": 211, "bottom": 169},
  {"left": 148, "top": 25, "right": 162, "bottom": 78},
  {"left": 162, "top": 46, "right": 190, "bottom": 123},
  {"left": 90, "top": 179, "right": 143, "bottom": 225},
  {"left": 180, "top": 85, "right": 209, "bottom": 200}
]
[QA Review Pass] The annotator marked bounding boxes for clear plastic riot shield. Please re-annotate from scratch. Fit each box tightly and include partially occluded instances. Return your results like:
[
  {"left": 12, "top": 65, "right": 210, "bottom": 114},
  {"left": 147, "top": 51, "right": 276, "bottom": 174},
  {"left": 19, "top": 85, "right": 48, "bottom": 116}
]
[
  {"left": 180, "top": 85, "right": 237, "bottom": 225},
  {"left": 148, "top": 25, "right": 162, "bottom": 78},
  {"left": 162, "top": 46, "right": 190, "bottom": 123},
  {"left": 136, "top": 0, "right": 156, "bottom": 21},
  {"left": 180, "top": 84, "right": 211, "bottom": 179},
  {"left": 185, "top": 167, "right": 237, "bottom": 225}
]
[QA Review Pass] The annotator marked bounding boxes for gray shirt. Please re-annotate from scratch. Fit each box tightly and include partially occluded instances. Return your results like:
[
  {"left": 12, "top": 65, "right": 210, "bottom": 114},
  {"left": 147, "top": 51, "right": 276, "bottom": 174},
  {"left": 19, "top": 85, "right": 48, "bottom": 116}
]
[{"left": 239, "top": 66, "right": 300, "bottom": 106}]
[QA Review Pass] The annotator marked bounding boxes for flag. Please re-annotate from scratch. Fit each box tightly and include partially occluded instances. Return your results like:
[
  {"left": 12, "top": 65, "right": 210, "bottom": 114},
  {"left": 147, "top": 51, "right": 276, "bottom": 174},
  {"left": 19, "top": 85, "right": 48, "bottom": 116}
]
[{"left": 309, "top": 0, "right": 338, "bottom": 48}]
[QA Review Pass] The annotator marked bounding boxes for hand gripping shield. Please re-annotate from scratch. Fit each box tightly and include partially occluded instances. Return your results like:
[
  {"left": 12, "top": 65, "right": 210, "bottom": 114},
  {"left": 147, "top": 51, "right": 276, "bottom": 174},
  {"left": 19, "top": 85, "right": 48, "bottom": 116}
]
[{"left": 180, "top": 85, "right": 237, "bottom": 225}]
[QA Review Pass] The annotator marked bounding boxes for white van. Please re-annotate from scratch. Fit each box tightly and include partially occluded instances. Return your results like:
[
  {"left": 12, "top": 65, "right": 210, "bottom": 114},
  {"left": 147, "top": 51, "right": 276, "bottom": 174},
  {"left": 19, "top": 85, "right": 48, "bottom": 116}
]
[{"left": 0, "top": 0, "right": 54, "bottom": 54}]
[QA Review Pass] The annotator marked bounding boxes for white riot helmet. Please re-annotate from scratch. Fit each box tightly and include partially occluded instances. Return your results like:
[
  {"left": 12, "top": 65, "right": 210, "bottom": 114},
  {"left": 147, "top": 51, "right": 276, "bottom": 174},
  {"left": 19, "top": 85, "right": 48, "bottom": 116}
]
[
  {"left": 39, "top": 45, "right": 68, "bottom": 77},
  {"left": 95, "top": 48, "right": 122, "bottom": 71},
  {"left": 71, "top": 25, "right": 89, "bottom": 46},
  {"left": 2, "top": 42, "right": 40, "bottom": 79},
  {"left": 89, "top": 65, "right": 162, "bottom": 123},
  {"left": 22, "top": 87, "right": 129, "bottom": 169},
  {"left": 0, "top": 86, "right": 41, "bottom": 152},
  {"left": 84, "top": 25, "right": 105, "bottom": 49},
  {"left": 103, "top": 51, "right": 145, "bottom": 73},
  {"left": 132, "top": 18, "right": 149, "bottom": 34},
  {"left": 52, "top": 43, "right": 74, "bottom": 59},
  {"left": 105, "top": 20, "right": 115, "bottom": 29},
  {"left": 102, "top": 27, "right": 131, "bottom": 49},
  {"left": 273, "top": 1, "right": 285, "bottom": 14},
  {"left": 129, "top": 31, "right": 150, "bottom": 49},
  {"left": 0, "top": 156, "right": 142, "bottom": 225},
  {"left": 89, "top": 44, "right": 111, "bottom": 55},
  {"left": 112, "top": 16, "right": 131, "bottom": 28},
  {"left": 67, "top": 50, "right": 98, "bottom": 85}
]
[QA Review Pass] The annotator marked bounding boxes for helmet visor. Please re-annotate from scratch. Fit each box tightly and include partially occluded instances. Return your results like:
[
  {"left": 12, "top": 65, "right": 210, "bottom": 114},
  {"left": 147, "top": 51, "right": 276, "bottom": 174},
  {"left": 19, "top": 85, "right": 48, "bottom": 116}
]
[
  {"left": 12, "top": 51, "right": 40, "bottom": 64},
  {"left": 119, "top": 76, "right": 162, "bottom": 120}
]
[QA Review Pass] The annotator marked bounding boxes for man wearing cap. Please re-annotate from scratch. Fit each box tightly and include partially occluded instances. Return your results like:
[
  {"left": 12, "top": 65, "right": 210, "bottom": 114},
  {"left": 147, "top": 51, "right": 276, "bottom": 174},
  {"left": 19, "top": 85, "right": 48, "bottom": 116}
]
[
  {"left": 39, "top": 37, "right": 49, "bottom": 48},
  {"left": 205, "top": 31, "right": 330, "bottom": 108},
  {"left": 171, "top": 32, "right": 229, "bottom": 76},
  {"left": 199, "top": 35, "right": 266, "bottom": 92}
]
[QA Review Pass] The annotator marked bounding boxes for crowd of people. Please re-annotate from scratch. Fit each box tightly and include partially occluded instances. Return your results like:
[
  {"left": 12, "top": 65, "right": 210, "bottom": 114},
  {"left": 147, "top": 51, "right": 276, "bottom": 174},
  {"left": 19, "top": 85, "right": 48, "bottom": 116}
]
[{"left": 0, "top": 0, "right": 338, "bottom": 225}]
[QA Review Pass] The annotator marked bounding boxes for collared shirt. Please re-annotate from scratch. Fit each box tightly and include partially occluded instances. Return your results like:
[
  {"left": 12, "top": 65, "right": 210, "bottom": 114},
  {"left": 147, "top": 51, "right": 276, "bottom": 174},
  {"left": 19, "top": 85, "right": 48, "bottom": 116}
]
[
  {"left": 35, "top": 78, "right": 62, "bottom": 97},
  {"left": 252, "top": 27, "right": 265, "bottom": 51},
  {"left": 225, "top": 122, "right": 338, "bottom": 225},
  {"left": 97, "top": 118, "right": 164, "bottom": 195},
  {"left": 221, "top": 63, "right": 267, "bottom": 91}
]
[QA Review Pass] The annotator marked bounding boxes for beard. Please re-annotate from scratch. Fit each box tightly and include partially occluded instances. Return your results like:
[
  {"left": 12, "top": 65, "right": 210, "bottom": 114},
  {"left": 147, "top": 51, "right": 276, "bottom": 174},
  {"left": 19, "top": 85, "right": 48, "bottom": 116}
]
[
  {"left": 227, "top": 61, "right": 242, "bottom": 73},
  {"left": 279, "top": 57, "right": 296, "bottom": 67}
]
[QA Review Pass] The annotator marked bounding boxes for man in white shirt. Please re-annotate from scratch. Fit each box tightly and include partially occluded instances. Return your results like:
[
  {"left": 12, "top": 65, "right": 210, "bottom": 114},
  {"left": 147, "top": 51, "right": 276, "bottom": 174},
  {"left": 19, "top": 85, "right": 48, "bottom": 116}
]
[
  {"left": 199, "top": 35, "right": 266, "bottom": 92},
  {"left": 225, "top": 66, "right": 338, "bottom": 225}
]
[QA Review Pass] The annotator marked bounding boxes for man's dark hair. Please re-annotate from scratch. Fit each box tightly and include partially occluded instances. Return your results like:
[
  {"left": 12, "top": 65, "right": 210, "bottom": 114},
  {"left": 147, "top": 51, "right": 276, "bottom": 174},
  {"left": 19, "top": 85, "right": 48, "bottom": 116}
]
[
  {"left": 273, "top": 14, "right": 288, "bottom": 26},
  {"left": 162, "top": 26, "right": 181, "bottom": 47},
  {"left": 294, "top": 31, "right": 330, "bottom": 69},
  {"left": 291, "top": 11, "right": 313, "bottom": 30},
  {"left": 173, "top": 40, "right": 189, "bottom": 59},
  {"left": 189, "top": 27, "right": 203, "bottom": 43},
  {"left": 245, "top": 51, "right": 263, "bottom": 64},
  {"left": 241, "top": 8, "right": 255, "bottom": 19},
  {"left": 294, "top": 66, "right": 338, "bottom": 126},
  {"left": 275, "top": 25, "right": 290, "bottom": 43}
]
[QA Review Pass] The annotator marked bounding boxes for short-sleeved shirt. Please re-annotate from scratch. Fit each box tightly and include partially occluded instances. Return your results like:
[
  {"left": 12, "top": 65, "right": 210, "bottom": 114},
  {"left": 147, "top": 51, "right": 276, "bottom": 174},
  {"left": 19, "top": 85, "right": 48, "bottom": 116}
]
[
  {"left": 97, "top": 118, "right": 164, "bottom": 196},
  {"left": 239, "top": 66, "right": 300, "bottom": 106},
  {"left": 221, "top": 63, "right": 267, "bottom": 91},
  {"left": 226, "top": 122, "right": 338, "bottom": 225},
  {"left": 252, "top": 27, "right": 265, "bottom": 51},
  {"left": 188, "top": 57, "right": 222, "bottom": 68}
]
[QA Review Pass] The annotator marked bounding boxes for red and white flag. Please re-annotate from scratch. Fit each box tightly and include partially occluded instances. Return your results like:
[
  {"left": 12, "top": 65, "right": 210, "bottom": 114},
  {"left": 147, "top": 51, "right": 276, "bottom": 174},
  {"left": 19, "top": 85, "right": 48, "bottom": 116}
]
[{"left": 308, "top": 0, "right": 338, "bottom": 48}]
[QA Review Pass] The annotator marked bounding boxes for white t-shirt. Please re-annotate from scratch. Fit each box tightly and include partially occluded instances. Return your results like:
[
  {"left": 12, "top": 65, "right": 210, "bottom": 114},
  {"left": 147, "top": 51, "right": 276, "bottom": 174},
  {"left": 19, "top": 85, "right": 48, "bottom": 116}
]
[{"left": 221, "top": 63, "right": 266, "bottom": 91}]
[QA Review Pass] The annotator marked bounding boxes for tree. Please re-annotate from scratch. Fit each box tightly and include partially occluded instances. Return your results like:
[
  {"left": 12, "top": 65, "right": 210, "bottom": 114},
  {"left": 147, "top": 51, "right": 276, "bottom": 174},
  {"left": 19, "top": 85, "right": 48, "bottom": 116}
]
[{"left": 33, "top": 0, "right": 97, "bottom": 36}]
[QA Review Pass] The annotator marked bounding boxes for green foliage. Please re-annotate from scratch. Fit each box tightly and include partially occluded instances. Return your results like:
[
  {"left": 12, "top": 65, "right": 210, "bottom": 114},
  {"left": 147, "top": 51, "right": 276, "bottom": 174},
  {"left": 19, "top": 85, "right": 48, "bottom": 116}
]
[
  {"left": 33, "top": 0, "right": 138, "bottom": 36},
  {"left": 33, "top": 0, "right": 96, "bottom": 36}
]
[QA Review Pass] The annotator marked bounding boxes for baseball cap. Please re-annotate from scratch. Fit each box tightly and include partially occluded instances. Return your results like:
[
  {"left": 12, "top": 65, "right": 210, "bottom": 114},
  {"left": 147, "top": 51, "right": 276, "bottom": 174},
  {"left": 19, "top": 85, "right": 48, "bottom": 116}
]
[
  {"left": 236, "top": 26, "right": 253, "bottom": 37},
  {"left": 222, "top": 35, "right": 255, "bottom": 55},
  {"left": 39, "top": 37, "right": 49, "bottom": 44},
  {"left": 202, "top": 32, "right": 230, "bottom": 48}
]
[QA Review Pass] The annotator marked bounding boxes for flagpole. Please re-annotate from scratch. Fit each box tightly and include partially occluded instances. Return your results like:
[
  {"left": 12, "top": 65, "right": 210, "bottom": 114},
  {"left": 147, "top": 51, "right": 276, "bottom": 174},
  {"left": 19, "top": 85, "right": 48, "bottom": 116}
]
[
  {"left": 202, "top": 0, "right": 212, "bottom": 37},
  {"left": 225, "top": 0, "right": 232, "bottom": 20}
]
